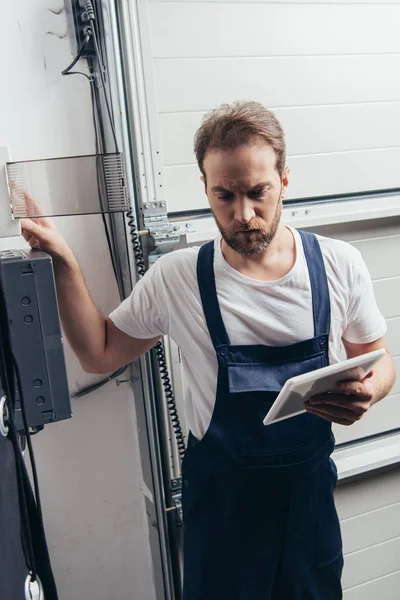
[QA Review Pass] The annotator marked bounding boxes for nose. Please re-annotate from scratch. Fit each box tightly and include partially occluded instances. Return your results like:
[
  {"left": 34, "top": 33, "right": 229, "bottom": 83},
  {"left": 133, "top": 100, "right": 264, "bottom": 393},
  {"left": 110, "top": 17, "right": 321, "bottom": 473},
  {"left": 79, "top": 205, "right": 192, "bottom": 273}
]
[{"left": 234, "top": 199, "right": 255, "bottom": 224}]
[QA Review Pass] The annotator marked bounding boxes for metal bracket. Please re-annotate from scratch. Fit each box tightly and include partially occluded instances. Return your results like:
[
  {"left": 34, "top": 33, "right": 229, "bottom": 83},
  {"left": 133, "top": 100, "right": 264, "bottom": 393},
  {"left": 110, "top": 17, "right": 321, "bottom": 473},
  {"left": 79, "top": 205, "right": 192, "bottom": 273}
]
[
  {"left": 144, "top": 214, "right": 180, "bottom": 258},
  {"left": 115, "top": 376, "right": 138, "bottom": 387},
  {"left": 165, "top": 476, "right": 183, "bottom": 525},
  {"left": 0, "top": 396, "right": 9, "bottom": 437},
  {"left": 143, "top": 215, "right": 196, "bottom": 261},
  {"left": 25, "top": 573, "right": 44, "bottom": 600}
]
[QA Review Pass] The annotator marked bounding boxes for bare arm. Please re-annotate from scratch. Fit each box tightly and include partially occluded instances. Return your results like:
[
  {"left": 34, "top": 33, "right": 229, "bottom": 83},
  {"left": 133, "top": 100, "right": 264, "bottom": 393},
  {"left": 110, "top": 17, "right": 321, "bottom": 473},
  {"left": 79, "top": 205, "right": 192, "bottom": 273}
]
[
  {"left": 20, "top": 196, "right": 159, "bottom": 374},
  {"left": 342, "top": 337, "right": 396, "bottom": 405},
  {"left": 52, "top": 255, "right": 159, "bottom": 373},
  {"left": 306, "top": 336, "right": 396, "bottom": 426}
]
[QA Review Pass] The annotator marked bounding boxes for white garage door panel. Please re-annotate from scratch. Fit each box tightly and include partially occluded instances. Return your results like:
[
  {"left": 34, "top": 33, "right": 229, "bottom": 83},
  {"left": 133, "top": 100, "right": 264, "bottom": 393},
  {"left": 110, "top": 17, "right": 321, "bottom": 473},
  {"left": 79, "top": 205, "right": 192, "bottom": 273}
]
[
  {"left": 385, "top": 317, "right": 400, "bottom": 355},
  {"left": 352, "top": 236, "right": 400, "bottom": 279},
  {"left": 333, "top": 394, "right": 400, "bottom": 446},
  {"left": 374, "top": 278, "right": 400, "bottom": 319},
  {"left": 335, "top": 468, "right": 400, "bottom": 520},
  {"left": 149, "top": 3, "right": 400, "bottom": 58},
  {"left": 165, "top": 149, "right": 400, "bottom": 212},
  {"left": 151, "top": 0, "right": 400, "bottom": 4},
  {"left": 155, "top": 56, "right": 400, "bottom": 114},
  {"left": 341, "top": 502, "right": 400, "bottom": 554},
  {"left": 344, "top": 571, "right": 400, "bottom": 600},
  {"left": 342, "top": 536, "right": 400, "bottom": 589},
  {"left": 160, "top": 103, "right": 400, "bottom": 167},
  {"left": 390, "top": 358, "right": 400, "bottom": 394}
]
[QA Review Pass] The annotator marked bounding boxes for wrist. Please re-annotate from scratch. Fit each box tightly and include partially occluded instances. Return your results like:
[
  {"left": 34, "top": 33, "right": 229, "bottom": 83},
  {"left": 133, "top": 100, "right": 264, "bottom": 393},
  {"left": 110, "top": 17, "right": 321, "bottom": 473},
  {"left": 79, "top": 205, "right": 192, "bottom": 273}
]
[{"left": 52, "top": 248, "right": 79, "bottom": 272}]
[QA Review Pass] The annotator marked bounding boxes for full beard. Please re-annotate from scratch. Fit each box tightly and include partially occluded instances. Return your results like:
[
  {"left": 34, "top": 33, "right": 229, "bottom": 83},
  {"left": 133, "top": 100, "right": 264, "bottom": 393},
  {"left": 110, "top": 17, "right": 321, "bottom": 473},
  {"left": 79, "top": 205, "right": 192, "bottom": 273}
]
[{"left": 214, "top": 201, "right": 282, "bottom": 256}]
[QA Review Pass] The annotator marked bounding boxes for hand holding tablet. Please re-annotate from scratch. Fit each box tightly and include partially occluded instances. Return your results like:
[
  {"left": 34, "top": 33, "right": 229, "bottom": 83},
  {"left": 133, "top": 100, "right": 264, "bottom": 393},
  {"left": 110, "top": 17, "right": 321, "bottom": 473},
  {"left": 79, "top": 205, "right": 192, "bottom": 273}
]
[{"left": 263, "top": 348, "right": 386, "bottom": 426}]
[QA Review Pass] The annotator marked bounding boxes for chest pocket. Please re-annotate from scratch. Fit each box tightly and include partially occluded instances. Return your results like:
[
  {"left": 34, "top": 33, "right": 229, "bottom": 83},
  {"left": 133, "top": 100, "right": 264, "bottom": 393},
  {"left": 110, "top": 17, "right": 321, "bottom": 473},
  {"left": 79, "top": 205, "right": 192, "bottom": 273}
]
[{"left": 226, "top": 353, "right": 331, "bottom": 460}]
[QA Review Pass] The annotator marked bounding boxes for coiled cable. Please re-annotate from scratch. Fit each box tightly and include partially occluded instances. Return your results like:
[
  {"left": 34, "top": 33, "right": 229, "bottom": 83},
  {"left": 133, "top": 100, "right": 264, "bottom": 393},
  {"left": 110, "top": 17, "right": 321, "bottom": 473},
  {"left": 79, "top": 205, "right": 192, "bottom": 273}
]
[{"left": 126, "top": 209, "right": 186, "bottom": 460}]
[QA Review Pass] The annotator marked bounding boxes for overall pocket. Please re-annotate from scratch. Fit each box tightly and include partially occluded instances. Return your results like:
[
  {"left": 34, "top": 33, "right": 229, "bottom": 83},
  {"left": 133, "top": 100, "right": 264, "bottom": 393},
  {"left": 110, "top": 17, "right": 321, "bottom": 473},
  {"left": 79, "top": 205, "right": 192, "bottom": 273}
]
[{"left": 227, "top": 354, "right": 329, "bottom": 458}]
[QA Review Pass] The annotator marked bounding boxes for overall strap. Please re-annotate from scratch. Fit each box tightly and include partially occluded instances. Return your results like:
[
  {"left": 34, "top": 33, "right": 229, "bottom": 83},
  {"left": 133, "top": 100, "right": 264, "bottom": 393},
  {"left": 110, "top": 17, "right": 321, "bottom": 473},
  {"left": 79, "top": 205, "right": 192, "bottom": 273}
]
[
  {"left": 298, "top": 230, "right": 331, "bottom": 338},
  {"left": 197, "top": 241, "right": 231, "bottom": 349}
]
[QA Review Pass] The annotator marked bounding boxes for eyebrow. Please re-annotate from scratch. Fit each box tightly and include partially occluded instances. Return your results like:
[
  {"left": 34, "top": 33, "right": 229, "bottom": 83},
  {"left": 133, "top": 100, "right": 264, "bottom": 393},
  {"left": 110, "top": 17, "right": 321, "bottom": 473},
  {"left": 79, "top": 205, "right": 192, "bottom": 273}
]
[{"left": 211, "top": 181, "right": 271, "bottom": 193}]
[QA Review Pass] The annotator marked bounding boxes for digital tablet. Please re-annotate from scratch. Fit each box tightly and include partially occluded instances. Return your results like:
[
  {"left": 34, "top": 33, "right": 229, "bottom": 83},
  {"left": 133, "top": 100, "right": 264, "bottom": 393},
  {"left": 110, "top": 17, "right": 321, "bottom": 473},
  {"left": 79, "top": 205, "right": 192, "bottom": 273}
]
[{"left": 263, "top": 348, "right": 386, "bottom": 426}]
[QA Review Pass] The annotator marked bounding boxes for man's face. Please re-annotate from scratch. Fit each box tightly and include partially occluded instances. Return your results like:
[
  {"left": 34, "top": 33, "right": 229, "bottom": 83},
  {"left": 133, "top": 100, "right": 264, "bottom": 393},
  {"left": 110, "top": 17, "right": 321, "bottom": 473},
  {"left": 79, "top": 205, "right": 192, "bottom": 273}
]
[{"left": 202, "top": 143, "right": 289, "bottom": 255}]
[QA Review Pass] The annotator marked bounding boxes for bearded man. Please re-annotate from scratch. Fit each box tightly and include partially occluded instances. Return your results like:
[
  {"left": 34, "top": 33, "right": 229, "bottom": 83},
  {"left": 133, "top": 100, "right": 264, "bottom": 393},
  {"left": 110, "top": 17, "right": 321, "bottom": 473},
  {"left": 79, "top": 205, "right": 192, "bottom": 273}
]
[{"left": 21, "top": 101, "right": 395, "bottom": 600}]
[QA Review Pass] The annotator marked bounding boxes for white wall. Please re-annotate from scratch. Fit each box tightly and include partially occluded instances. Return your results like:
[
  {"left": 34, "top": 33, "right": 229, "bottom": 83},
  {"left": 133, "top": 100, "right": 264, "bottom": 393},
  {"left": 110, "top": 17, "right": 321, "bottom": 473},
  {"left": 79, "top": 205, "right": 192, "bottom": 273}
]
[{"left": 0, "top": 3, "right": 156, "bottom": 599}]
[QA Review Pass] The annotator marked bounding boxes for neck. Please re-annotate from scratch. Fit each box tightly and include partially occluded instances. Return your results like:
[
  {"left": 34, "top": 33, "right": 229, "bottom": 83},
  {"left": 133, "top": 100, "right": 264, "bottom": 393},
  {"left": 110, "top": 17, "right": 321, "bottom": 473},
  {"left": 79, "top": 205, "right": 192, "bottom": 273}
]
[{"left": 220, "top": 223, "right": 296, "bottom": 281}]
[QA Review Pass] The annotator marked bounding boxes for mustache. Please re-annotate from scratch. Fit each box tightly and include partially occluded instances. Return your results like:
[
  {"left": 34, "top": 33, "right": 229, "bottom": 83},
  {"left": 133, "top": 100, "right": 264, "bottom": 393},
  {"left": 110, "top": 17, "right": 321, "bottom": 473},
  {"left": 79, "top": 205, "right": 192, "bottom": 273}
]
[{"left": 229, "top": 219, "right": 266, "bottom": 233}]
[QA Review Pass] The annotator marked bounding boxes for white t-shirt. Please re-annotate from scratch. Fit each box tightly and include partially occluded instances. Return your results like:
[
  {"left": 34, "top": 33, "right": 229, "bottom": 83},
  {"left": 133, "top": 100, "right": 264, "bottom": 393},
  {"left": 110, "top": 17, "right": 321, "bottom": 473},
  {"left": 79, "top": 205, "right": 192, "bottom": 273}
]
[{"left": 109, "top": 228, "right": 387, "bottom": 440}]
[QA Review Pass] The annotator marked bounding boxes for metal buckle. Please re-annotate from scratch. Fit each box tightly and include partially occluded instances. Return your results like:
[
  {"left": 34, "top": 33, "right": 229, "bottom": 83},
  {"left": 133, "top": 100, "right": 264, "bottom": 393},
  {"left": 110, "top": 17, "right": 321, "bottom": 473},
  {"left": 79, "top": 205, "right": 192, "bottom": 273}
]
[
  {"left": 25, "top": 573, "right": 44, "bottom": 600},
  {"left": 0, "top": 396, "right": 9, "bottom": 437}
]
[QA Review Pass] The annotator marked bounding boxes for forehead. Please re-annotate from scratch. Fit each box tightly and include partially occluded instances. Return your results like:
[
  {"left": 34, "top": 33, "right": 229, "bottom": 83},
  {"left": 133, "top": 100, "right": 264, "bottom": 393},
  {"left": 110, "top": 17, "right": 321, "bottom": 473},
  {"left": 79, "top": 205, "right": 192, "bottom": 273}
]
[{"left": 203, "top": 143, "right": 278, "bottom": 186}]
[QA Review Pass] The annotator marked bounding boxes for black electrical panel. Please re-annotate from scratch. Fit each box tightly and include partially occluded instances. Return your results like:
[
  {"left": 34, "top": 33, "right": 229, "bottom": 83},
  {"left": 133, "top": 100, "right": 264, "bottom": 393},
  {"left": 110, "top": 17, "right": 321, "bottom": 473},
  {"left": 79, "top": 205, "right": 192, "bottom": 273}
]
[
  {"left": 0, "top": 249, "right": 72, "bottom": 431},
  {"left": 65, "top": 0, "right": 96, "bottom": 57}
]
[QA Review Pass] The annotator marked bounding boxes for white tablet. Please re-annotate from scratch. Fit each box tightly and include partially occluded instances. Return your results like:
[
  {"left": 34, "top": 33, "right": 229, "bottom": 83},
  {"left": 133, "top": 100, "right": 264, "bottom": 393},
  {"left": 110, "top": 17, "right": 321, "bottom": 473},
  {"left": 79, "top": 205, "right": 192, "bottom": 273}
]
[{"left": 263, "top": 348, "right": 386, "bottom": 426}]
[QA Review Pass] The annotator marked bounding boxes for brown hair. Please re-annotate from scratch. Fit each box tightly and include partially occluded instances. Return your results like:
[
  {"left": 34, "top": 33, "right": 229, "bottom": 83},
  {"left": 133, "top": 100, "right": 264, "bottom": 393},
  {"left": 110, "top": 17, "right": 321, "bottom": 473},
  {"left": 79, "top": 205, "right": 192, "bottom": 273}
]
[{"left": 194, "top": 101, "right": 286, "bottom": 178}]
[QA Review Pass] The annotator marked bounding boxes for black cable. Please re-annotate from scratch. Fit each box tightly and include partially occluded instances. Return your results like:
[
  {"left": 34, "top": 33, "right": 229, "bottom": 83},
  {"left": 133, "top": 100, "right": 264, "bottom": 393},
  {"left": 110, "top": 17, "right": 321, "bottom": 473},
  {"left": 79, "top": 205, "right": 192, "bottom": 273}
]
[
  {"left": 155, "top": 343, "right": 186, "bottom": 460},
  {"left": 61, "top": 32, "right": 92, "bottom": 76},
  {"left": 63, "top": 71, "right": 92, "bottom": 81},
  {"left": 60, "top": 4, "right": 187, "bottom": 462},
  {"left": 13, "top": 357, "right": 43, "bottom": 522},
  {"left": 89, "top": 77, "right": 124, "bottom": 298},
  {"left": 70, "top": 365, "right": 128, "bottom": 399},
  {"left": 0, "top": 281, "right": 37, "bottom": 580},
  {"left": 126, "top": 212, "right": 186, "bottom": 460},
  {"left": 88, "top": 22, "right": 119, "bottom": 153}
]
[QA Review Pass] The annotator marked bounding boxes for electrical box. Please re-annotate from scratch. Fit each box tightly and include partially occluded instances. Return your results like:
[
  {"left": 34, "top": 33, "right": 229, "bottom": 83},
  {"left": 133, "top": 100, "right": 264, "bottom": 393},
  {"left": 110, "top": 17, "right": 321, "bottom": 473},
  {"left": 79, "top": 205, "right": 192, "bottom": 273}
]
[{"left": 0, "top": 249, "right": 72, "bottom": 431}]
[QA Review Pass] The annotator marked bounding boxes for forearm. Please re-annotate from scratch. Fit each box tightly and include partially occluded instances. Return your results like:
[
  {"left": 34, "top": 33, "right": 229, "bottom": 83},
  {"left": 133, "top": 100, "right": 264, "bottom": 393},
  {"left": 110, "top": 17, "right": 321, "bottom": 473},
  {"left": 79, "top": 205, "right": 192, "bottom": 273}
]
[
  {"left": 370, "top": 353, "right": 396, "bottom": 405},
  {"left": 53, "top": 253, "right": 107, "bottom": 371}
]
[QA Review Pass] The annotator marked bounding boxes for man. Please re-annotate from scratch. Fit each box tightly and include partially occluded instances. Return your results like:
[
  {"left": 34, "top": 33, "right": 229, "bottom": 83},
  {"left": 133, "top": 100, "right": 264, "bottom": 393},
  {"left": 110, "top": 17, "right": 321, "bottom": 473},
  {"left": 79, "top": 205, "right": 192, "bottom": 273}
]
[{"left": 21, "top": 101, "right": 395, "bottom": 599}]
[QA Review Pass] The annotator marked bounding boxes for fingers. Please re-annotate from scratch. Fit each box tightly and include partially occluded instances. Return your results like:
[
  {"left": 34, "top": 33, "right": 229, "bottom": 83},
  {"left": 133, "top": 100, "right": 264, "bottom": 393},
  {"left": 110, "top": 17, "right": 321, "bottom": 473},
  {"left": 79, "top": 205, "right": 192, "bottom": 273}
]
[
  {"left": 305, "top": 406, "right": 355, "bottom": 426},
  {"left": 23, "top": 189, "right": 45, "bottom": 218},
  {"left": 20, "top": 219, "right": 51, "bottom": 251},
  {"left": 20, "top": 218, "right": 45, "bottom": 237},
  {"left": 307, "top": 393, "right": 371, "bottom": 417},
  {"left": 305, "top": 391, "right": 371, "bottom": 425},
  {"left": 306, "top": 400, "right": 359, "bottom": 419},
  {"left": 336, "top": 379, "right": 374, "bottom": 401}
]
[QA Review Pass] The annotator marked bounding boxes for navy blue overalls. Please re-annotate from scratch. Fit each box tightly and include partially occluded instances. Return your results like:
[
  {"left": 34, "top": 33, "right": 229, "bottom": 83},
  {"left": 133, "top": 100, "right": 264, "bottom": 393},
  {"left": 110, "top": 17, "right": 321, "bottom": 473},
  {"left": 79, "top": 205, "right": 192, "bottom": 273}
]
[{"left": 182, "top": 230, "right": 343, "bottom": 600}]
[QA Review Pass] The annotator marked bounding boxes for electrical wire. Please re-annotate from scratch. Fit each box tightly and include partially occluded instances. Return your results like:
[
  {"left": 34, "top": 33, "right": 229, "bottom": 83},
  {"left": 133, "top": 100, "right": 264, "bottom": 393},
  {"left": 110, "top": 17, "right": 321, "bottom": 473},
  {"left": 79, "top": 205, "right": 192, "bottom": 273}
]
[
  {"left": 61, "top": 2, "right": 186, "bottom": 459},
  {"left": 126, "top": 212, "right": 186, "bottom": 460},
  {"left": 13, "top": 356, "right": 44, "bottom": 530},
  {"left": 61, "top": 32, "right": 92, "bottom": 76},
  {"left": 0, "top": 279, "right": 37, "bottom": 581},
  {"left": 70, "top": 365, "right": 129, "bottom": 398},
  {"left": 88, "top": 22, "right": 119, "bottom": 153}
]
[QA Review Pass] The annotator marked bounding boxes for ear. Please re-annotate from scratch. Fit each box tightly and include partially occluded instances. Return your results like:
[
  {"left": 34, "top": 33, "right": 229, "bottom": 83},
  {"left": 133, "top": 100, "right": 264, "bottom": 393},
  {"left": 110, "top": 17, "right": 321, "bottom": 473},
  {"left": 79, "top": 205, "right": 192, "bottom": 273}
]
[
  {"left": 281, "top": 166, "right": 290, "bottom": 199},
  {"left": 200, "top": 174, "right": 207, "bottom": 192}
]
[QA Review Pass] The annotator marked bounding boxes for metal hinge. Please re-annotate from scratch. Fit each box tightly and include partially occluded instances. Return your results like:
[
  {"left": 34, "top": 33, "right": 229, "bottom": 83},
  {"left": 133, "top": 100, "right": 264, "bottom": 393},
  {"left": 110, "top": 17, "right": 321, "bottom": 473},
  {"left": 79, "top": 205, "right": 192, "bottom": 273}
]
[{"left": 143, "top": 215, "right": 195, "bottom": 259}]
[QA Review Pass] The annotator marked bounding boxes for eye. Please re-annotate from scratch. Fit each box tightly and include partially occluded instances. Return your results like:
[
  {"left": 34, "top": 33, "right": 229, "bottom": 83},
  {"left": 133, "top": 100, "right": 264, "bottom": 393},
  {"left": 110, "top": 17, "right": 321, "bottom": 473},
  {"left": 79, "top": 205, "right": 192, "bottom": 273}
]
[
  {"left": 248, "top": 189, "right": 266, "bottom": 199},
  {"left": 217, "top": 193, "right": 234, "bottom": 201}
]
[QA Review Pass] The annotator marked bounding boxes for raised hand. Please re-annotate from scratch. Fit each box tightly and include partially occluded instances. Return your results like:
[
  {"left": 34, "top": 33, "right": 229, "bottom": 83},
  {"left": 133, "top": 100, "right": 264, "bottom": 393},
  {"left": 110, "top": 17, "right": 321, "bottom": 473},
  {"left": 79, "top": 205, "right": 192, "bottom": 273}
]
[{"left": 19, "top": 191, "right": 74, "bottom": 263}]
